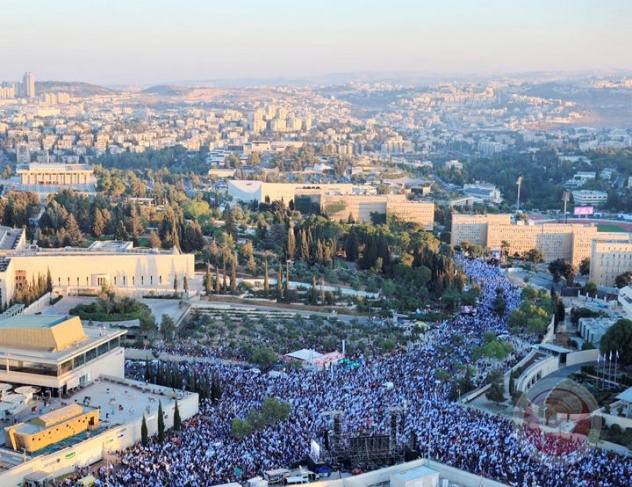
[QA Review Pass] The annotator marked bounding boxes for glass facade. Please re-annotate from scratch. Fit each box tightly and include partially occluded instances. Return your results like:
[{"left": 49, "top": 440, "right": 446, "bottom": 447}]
[{"left": 2, "top": 336, "right": 122, "bottom": 377}]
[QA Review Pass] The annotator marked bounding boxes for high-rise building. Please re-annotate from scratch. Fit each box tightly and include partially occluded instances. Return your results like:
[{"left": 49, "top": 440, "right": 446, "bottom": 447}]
[{"left": 22, "top": 71, "right": 35, "bottom": 99}]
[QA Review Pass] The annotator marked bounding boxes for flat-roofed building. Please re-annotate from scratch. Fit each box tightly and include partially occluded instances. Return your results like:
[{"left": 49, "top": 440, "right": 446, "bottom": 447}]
[
  {"left": 451, "top": 213, "right": 630, "bottom": 265},
  {"left": 0, "top": 315, "right": 126, "bottom": 394},
  {"left": 228, "top": 180, "right": 354, "bottom": 205},
  {"left": 572, "top": 190, "right": 608, "bottom": 206},
  {"left": 450, "top": 214, "right": 511, "bottom": 248},
  {"left": 0, "top": 232, "right": 194, "bottom": 307},
  {"left": 589, "top": 238, "right": 632, "bottom": 286},
  {"left": 5, "top": 403, "right": 100, "bottom": 452},
  {"left": 16, "top": 163, "right": 94, "bottom": 186},
  {"left": 578, "top": 317, "right": 616, "bottom": 346},
  {"left": 319, "top": 193, "right": 434, "bottom": 229}
]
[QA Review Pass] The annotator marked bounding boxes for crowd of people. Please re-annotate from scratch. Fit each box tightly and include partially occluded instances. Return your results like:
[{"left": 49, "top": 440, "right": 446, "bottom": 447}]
[{"left": 100, "top": 258, "right": 631, "bottom": 486}]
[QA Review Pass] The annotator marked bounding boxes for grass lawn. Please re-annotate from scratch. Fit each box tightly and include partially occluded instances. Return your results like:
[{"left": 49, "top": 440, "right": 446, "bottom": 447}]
[{"left": 597, "top": 224, "right": 627, "bottom": 232}]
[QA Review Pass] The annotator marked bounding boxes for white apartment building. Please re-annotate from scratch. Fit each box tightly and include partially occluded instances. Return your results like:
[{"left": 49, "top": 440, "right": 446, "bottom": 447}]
[{"left": 572, "top": 190, "right": 608, "bottom": 206}]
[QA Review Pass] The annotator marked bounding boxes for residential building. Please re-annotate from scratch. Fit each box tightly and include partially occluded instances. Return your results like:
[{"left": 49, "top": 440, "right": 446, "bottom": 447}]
[{"left": 22, "top": 72, "right": 35, "bottom": 99}]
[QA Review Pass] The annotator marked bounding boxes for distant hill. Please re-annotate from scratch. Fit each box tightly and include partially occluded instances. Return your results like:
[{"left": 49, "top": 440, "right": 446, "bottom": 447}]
[
  {"left": 36, "top": 81, "right": 118, "bottom": 97},
  {"left": 141, "top": 85, "right": 192, "bottom": 96}
]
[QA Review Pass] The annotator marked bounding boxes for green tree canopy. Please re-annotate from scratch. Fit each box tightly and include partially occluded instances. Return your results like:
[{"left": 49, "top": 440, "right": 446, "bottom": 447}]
[{"left": 601, "top": 319, "right": 632, "bottom": 367}]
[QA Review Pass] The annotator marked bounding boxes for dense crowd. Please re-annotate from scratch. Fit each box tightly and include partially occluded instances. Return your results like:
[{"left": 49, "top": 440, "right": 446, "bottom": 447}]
[{"left": 103, "top": 258, "right": 631, "bottom": 486}]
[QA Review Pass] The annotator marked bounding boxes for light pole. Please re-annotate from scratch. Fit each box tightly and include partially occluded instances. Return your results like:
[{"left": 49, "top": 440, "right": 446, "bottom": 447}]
[
  {"left": 562, "top": 191, "right": 571, "bottom": 224},
  {"left": 516, "top": 176, "right": 523, "bottom": 214}
]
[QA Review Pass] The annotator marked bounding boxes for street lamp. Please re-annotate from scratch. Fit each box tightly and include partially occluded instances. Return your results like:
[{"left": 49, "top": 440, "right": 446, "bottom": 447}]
[
  {"left": 562, "top": 191, "right": 571, "bottom": 224},
  {"left": 516, "top": 176, "right": 523, "bottom": 214}
]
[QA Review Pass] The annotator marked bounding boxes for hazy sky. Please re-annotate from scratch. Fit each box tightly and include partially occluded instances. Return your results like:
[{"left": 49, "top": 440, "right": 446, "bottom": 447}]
[{"left": 1, "top": 0, "right": 630, "bottom": 85}]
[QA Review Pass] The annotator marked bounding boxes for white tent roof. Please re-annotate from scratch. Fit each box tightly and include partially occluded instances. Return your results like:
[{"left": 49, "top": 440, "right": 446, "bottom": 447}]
[{"left": 285, "top": 349, "right": 323, "bottom": 362}]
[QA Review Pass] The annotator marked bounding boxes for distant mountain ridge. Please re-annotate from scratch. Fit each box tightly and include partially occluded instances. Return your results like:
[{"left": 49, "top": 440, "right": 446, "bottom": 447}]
[
  {"left": 141, "top": 85, "right": 192, "bottom": 96},
  {"left": 36, "top": 81, "right": 118, "bottom": 96}
]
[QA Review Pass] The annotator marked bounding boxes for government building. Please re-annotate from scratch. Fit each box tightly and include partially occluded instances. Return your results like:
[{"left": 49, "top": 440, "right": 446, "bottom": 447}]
[
  {"left": 0, "top": 314, "right": 198, "bottom": 486},
  {"left": 16, "top": 163, "right": 94, "bottom": 187},
  {"left": 451, "top": 213, "right": 630, "bottom": 265},
  {"left": 228, "top": 180, "right": 434, "bottom": 229},
  {"left": 589, "top": 238, "right": 632, "bottom": 287},
  {"left": 0, "top": 227, "right": 194, "bottom": 307}
]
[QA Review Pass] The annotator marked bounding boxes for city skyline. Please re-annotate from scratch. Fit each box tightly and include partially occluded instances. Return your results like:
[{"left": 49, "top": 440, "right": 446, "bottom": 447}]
[{"left": 1, "top": 0, "right": 631, "bottom": 85}]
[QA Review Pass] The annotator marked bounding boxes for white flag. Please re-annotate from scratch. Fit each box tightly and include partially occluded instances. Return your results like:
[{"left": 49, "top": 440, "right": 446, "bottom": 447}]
[
  {"left": 610, "top": 351, "right": 613, "bottom": 361},
  {"left": 617, "top": 350, "right": 620, "bottom": 359}
]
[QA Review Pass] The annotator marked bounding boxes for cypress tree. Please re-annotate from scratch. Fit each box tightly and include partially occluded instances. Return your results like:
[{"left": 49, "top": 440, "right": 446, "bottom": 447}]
[
  {"left": 263, "top": 260, "right": 269, "bottom": 293},
  {"left": 157, "top": 400, "right": 165, "bottom": 443},
  {"left": 173, "top": 401, "right": 182, "bottom": 431},
  {"left": 287, "top": 226, "right": 296, "bottom": 260},
  {"left": 141, "top": 415, "right": 149, "bottom": 446}
]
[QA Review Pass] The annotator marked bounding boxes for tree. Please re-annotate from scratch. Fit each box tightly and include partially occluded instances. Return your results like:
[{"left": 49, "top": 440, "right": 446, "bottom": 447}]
[
  {"left": 92, "top": 208, "right": 105, "bottom": 238},
  {"left": 287, "top": 227, "right": 296, "bottom": 260},
  {"left": 148, "top": 231, "right": 162, "bottom": 249},
  {"left": 345, "top": 228, "right": 359, "bottom": 262},
  {"left": 615, "top": 271, "right": 632, "bottom": 289},
  {"left": 173, "top": 400, "right": 182, "bottom": 431},
  {"left": 548, "top": 258, "right": 576, "bottom": 285},
  {"left": 173, "top": 275, "right": 179, "bottom": 294},
  {"left": 204, "top": 265, "right": 213, "bottom": 295},
  {"left": 64, "top": 213, "right": 83, "bottom": 245},
  {"left": 579, "top": 257, "right": 591, "bottom": 276},
  {"left": 141, "top": 414, "right": 149, "bottom": 446},
  {"left": 486, "top": 381, "right": 506, "bottom": 406},
  {"left": 230, "top": 256, "right": 237, "bottom": 294},
  {"left": 157, "top": 400, "right": 165, "bottom": 443},
  {"left": 139, "top": 312, "right": 157, "bottom": 334},
  {"left": 601, "top": 319, "right": 632, "bottom": 366},
  {"left": 160, "top": 314, "right": 176, "bottom": 341},
  {"left": 261, "top": 397, "right": 291, "bottom": 425},
  {"left": 183, "top": 275, "right": 189, "bottom": 295},
  {"left": 251, "top": 344, "right": 278, "bottom": 369},
  {"left": 524, "top": 248, "right": 544, "bottom": 264},
  {"left": 46, "top": 267, "right": 53, "bottom": 293},
  {"left": 585, "top": 281, "right": 598, "bottom": 298},
  {"left": 230, "top": 417, "right": 253, "bottom": 439},
  {"left": 115, "top": 220, "right": 129, "bottom": 241},
  {"left": 263, "top": 260, "right": 269, "bottom": 293}
]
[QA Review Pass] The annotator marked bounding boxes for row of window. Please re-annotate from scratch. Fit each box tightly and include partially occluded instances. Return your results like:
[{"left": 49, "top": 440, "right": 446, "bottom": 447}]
[
  {"left": 56, "top": 276, "right": 165, "bottom": 286},
  {"left": 8, "top": 337, "right": 121, "bottom": 378}
]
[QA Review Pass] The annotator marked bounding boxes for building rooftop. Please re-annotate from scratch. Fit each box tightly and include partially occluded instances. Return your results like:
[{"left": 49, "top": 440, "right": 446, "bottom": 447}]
[
  {"left": 0, "top": 375, "right": 195, "bottom": 465},
  {"left": 0, "top": 227, "right": 23, "bottom": 251},
  {"left": 616, "top": 387, "right": 632, "bottom": 404},
  {"left": 14, "top": 403, "right": 95, "bottom": 436},
  {"left": 0, "top": 316, "right": 125, "bottom": 363},
  {"left": 0, "top": 315, "right": 87, "bottom": 352},
  {"left": 285, "top": 349, "right": 323, "bottom": 362}
]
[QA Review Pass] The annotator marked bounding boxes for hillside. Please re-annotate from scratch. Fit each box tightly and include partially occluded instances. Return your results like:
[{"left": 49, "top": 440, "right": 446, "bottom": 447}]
[
  {"left": 36, "top": 81, "right": 118, "bottom": 97},
  {"left": 141, "top": 85, "right": 192, "bottom": 96}
]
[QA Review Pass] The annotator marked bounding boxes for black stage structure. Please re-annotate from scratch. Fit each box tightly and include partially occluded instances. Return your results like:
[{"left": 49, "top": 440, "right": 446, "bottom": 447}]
[{"left": 320, "top": 408, "right": 415, "bottom": 470}]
